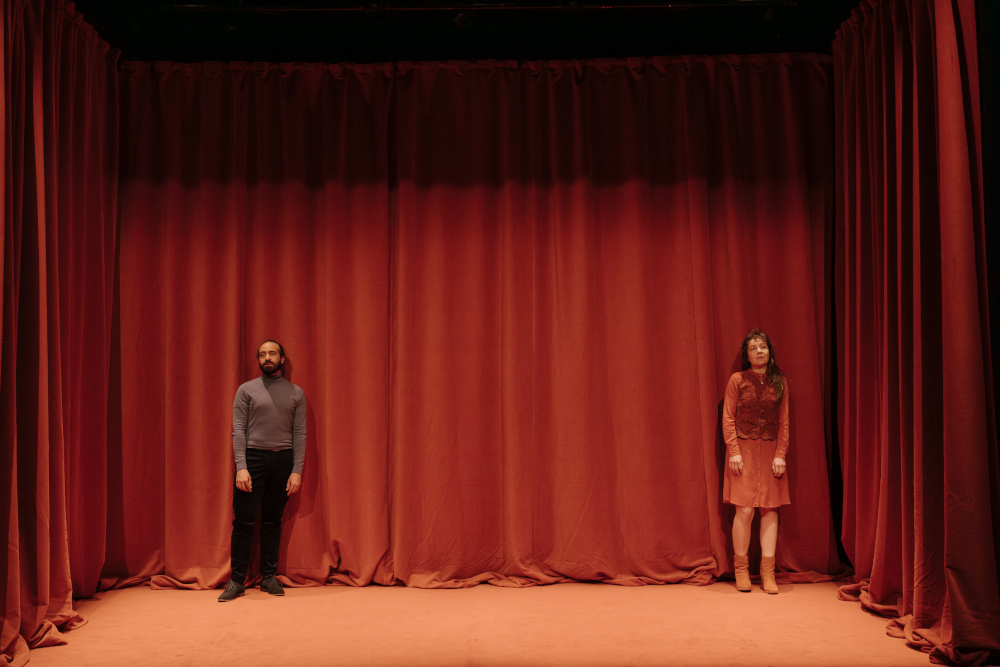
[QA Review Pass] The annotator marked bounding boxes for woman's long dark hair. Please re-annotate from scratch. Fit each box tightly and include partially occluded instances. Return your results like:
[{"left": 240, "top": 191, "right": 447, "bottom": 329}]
[{"left": 740, "top": 328, "right": 786, "bottom": 403}]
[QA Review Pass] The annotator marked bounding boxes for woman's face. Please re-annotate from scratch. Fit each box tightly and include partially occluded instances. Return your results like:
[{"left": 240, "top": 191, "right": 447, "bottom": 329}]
[{"left": 747, "top": 337, "right": 770, "bottom": 370}]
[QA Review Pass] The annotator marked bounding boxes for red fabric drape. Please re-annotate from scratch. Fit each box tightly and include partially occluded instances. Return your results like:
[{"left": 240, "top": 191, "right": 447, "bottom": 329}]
[
  {"left": 112, "top": 55, "right": 844, "bottom": 592},
  {"left": 106, "top": 61, "right": 394, "bottom": 590},
  {"left": 1, "top": 0, "right": 118, "bottom": 665},
  {"left": 834, "top": 0, "right": 1000, "bottom": 664},
  {"left": 388, "top": 57, "right": 841, "bottom": 585}
]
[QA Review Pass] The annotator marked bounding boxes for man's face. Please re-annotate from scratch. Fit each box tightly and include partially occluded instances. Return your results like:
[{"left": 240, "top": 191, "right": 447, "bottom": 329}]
[{"left": 258, "top": 342, "right": 284, "bottom": 376}]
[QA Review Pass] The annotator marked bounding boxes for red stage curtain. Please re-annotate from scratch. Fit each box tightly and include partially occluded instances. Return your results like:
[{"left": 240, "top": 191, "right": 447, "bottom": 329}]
[
  {"left": 1, "top": 0, "right": 118, "bottom": 664},
  {"left": 834, "top": 0, "right": 1000, "bottom": 664},
  {"left": 106, "top": 61, "right": 394, "bottom": 590},
  {"left": 112, "top": 55, "right": 845, "bottom": 592}
]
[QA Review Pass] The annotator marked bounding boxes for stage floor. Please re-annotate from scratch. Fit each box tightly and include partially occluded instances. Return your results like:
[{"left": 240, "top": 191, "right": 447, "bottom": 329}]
[{"left": 30, "top": 581, "right": 928, "bottom": 667}]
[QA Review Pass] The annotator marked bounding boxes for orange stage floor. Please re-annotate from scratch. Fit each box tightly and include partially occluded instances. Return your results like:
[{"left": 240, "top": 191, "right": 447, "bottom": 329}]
[{"left": 28, "top": 581, "right": 929, "bottom": 667}]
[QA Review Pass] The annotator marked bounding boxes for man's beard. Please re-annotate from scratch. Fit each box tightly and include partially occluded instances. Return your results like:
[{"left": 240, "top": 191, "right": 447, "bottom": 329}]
[{"left": 259, "top": 360, "right": 282, "bottom": 376}]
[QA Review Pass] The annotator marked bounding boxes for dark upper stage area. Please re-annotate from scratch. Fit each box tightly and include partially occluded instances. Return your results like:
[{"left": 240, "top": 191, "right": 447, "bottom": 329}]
[{"left": 70, "top": 0, "right": 860, "bottom": 63}]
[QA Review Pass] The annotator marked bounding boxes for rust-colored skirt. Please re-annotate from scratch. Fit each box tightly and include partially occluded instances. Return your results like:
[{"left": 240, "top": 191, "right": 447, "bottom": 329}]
[{"left": 723, "top": 437, "right": 790, "bottom": 508}]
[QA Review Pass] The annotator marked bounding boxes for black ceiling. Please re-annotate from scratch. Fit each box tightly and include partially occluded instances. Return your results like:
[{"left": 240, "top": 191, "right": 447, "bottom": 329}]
[{"left": 70, "top": 0, "right": 862, "bottom": 63}]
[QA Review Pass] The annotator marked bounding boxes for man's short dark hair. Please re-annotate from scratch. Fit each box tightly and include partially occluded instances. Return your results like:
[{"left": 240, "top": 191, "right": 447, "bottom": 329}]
[{"left": 258, "top": 339, "right": 285, "bottom": 358}]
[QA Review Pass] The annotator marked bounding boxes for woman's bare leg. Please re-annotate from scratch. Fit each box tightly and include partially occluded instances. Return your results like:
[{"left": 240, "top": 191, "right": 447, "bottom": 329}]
[
  {"left": 759, "top": 508, "right": 778, "bottom": 557},
  {"left": 732, "top": 505, "right": 755, "bottom": 556}
]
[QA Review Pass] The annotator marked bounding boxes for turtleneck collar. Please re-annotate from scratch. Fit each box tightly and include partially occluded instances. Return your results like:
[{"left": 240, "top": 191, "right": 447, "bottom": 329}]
[{"left": 262, "top": 370, "right": 284, "bottom": 384}]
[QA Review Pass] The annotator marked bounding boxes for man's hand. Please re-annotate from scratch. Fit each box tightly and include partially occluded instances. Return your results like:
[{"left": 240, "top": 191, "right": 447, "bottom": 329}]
[
  {"left": 286, "top": 472, "right": 302, "bottom": 495},
  {"left": 772, "top": 457, "right": 786, "bottom": 478},
  {"left": 235, "top": 469, "right": 252, "bottom": 493},
  {"left": 728, "top": 455, "right": 744, "bottom": 475}
]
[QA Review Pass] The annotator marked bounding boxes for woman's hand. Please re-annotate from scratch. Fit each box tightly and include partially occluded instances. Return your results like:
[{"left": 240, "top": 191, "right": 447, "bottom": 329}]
[
  {"left": 772, "top": 457, "right": 786, "bottom": 478},
  {"left": 728, "top": 455, "right": 744, "bottom": 475}
]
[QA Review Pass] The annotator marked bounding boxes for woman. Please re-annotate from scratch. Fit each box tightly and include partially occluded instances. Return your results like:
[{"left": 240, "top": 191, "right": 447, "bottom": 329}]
[{"left": 722, "top": 328, "right": 789, "bottom": 594}]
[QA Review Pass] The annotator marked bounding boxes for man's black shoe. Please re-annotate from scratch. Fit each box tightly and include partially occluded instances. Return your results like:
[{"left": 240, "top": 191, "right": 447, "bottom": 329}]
[
  {"left": 218, "top": 580, "right": 245, "bottom": 602},
  {"left": 260, "top": 576, "right": 285, "bottom": 596}
]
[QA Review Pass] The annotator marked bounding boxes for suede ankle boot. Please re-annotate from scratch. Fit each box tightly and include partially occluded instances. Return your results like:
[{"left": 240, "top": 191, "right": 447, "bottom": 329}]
[
  {"left": 734, "top": 554, "right": 751, "bottom": 592},
  {"left": 760, "top": 556, "right": 778, "bottom": 594}
]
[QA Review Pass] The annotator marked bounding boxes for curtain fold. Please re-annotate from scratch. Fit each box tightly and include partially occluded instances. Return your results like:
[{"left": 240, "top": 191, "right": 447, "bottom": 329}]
[
  {"left": 1, "top": 0, "right": 118, "bottom": 664},
  {"left": 834, "top": 0, "right": 1000, "bottom": 664}
]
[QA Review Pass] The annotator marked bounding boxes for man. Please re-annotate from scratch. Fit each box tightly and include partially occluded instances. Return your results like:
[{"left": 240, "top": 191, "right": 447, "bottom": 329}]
[{"left": 219, "top": 340, "right": 306, "bottom": 602}]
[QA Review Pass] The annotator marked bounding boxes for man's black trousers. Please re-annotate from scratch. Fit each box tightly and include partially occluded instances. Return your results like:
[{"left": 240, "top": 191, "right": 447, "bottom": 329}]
[{"left": 230, "top": 448, "right": 293, "bottom": 584}]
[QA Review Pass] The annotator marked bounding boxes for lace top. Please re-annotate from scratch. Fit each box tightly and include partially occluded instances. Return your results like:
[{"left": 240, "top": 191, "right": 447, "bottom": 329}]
[{"left": 722, "top": 370, "right": 789, "bottom": 459}]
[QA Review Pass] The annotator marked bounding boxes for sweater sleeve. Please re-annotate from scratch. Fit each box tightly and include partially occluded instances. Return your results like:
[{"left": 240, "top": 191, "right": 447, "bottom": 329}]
[
  {"left": 775, "top": 378, "right": 790, "bottom": 459},
  {"left": 232, "top": 385, "right": 251, "bottom": 471},
  {"left": 722, "top": 373, "right": 741, "bottom": 458},
  {"left": 291, "top": 390, "right": 307, "bottom": 475}
]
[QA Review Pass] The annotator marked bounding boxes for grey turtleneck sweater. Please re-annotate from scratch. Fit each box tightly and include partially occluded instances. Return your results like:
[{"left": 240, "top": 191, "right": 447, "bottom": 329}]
[{"left": 232, "top": 371, "right": 307, "bottom": 475}]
